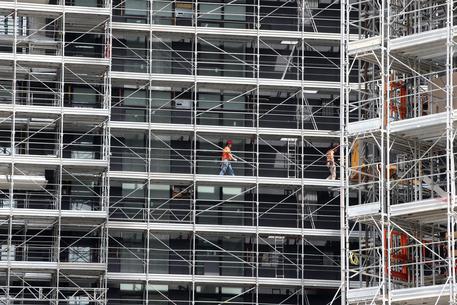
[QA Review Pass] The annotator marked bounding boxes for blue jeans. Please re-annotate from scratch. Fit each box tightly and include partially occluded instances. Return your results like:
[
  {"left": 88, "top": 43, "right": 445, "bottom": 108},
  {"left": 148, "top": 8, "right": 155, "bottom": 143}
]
[{"left": 219, "top": 160, "right": 234, "bottom": 176}]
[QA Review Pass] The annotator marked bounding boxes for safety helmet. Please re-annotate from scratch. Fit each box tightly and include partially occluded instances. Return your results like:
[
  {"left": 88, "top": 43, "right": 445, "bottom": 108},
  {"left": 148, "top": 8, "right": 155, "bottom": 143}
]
[{"left": 227, "top": 140, "right": 233, "bottom": 145}]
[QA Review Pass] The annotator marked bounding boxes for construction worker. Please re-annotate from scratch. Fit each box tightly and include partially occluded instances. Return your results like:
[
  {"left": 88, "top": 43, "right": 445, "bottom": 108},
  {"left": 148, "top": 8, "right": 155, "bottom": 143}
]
[
  {"left": 219, "top": 140, "right": 237, "bottom": 176},
  {"left": 326, "top": 144, "right": 338, "bottom": 180}
]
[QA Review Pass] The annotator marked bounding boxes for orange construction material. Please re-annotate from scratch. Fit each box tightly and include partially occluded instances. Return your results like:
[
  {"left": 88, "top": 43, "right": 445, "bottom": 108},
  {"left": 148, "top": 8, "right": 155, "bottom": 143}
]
[
  {"left": 350, "top": 140, "right": 360, "bottom": 181},
  {"left": 350, "top": 140, "right": 366, "bottom": 181},
  {"left": 384, "top": 79, "right": 408, "bottom": 125},
  {"left": 391, "top": 81, "right": 408, "bottom": 120},
  {"left": 385, "top": 229, "right": 409, "bottom": 282},
  {"left": 350, "top": 140, "right": 396, "bottom": 181}
]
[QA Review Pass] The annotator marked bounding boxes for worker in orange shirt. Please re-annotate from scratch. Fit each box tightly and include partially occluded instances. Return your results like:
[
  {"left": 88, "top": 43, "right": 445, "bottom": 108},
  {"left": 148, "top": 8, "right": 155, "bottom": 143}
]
[
  {"left": 219, "top": 140, "right": 237, "bottom": 176},
  {"left": 326, "top": 144, "right": 338, "bottom": 180}
]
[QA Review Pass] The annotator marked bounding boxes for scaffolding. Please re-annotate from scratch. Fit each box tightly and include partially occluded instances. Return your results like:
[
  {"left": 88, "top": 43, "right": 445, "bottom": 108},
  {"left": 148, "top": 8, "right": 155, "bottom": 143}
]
[
  {"left": 342, "top": 1, "right": 456, "bottom": 305},
  {"left": 0, "top": 0, "right": 346, "bottom": 304}
]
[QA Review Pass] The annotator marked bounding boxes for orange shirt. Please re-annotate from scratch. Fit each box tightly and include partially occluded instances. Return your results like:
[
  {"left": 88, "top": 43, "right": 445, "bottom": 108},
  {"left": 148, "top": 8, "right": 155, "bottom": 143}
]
[{"left": 222, "top": 146, "right": 232, "bottom": 160}]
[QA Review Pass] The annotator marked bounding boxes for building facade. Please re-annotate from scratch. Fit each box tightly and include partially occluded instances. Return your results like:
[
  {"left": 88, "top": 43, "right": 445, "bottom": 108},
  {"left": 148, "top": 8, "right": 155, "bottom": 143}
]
[{"left": 0, "top": 0, "right": 344, "bottom": 304}]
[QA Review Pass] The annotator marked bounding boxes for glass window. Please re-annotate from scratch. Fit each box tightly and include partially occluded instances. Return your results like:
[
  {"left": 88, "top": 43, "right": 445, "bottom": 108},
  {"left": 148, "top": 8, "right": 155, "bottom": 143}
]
[
  {"left": 150, "top": 184, "right": 170, "bottom": 221},
  {"left": 150, "top": 183, "right": 171, "bottom": 199},
  {"left": 122, "top": 182, "right": 146, "bottom": 197},
  {"left": 197, "top": 186, "right": 219, "bottom": 224},
  {"left": 221, "top": 187, "right": 244, "bottom": 226},
  {"left": 223, "top": 93, "right": 245, "bottom": 126},
  {"left": 198, "top": 93, "right": 219, "bottom": 125},
  {"left": 72, "top": 87, "right": 97, "bottom": 107},
  {"left": 221, "top": 237, "right": 244, "bottom": 275},
  {"left": 124, "top": 89, "right": 147, "bottom": 122},
  {"left": 196, "top": 135, "right": 220, "bottom": 175},
  {"left": 200, "top": 44, "right": 222, "bottom": 76},
  {"left": 225, "top": 4, "right": 246, "bottom": 21},
  {"left": 149, "top": 234, "right": 169, "bottom": 274},
  {"left": 71, "top": 140, "right": 95, "bottom": 159},
  {"left": 151, "top": 38, "right": 172, "bottom": 74},
  {"left": 151, "top": 90, "right": 172, "bottom": 123},
  {"left": 221, "top": 287, "right": 243, "bottom": 294},
  {"left": 150, "top": 135, "right": 171, "bottom": 173},
  {"left": 68, "top": 296, "right": 90, "bottom": 305},
  {"left": 0, "top": 16, "right": 24, "bottom": 36},
  {"left": 0, "top": 81, "right": 12, "bottom": 104},
  {"left": 147, "top": 284, "right": 168, "bottom": 291},
  {"left": 68, "top": 247, "right": 91, "bottom": 262},
  {"left": 118, "top": 232, "right": 146, "bottom": 273},
  {"left": 111, "top": 181, "right": 145, "bottom": 220},
  {"left": 73, "top": 0, "right": 97, "bottom": 7},
  {"left": 125, "top": 0, "right": 148, "bottom": 16},
  {"left": 222, "top": 187, "right": 242, "bottom": 197},
  {"left": 0, "top": 199, "right": 16, "bottom": 208},
  {"left": 120, "top": 133, "right": 147, "bottom": 172},
  {"left": 199, "top": 4, "right": 222, "bottom": 20},
  {"left": 152, "top": 0, "right": 173, "bottom": 25},
  {"left": 125, "top": 36, "right": 148, "bottom": 72},
  {"left": 120, "top": 283, "right": 143, "bottom": 291},
  {"left": 1, "top": 244, "right": 14, "bottom": 261},
  {"left": 223, "top": 42, "right": 245, "bottom": 77},
  {"left": 198, "top": 186, "right": 216, "bottom": 195}
]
